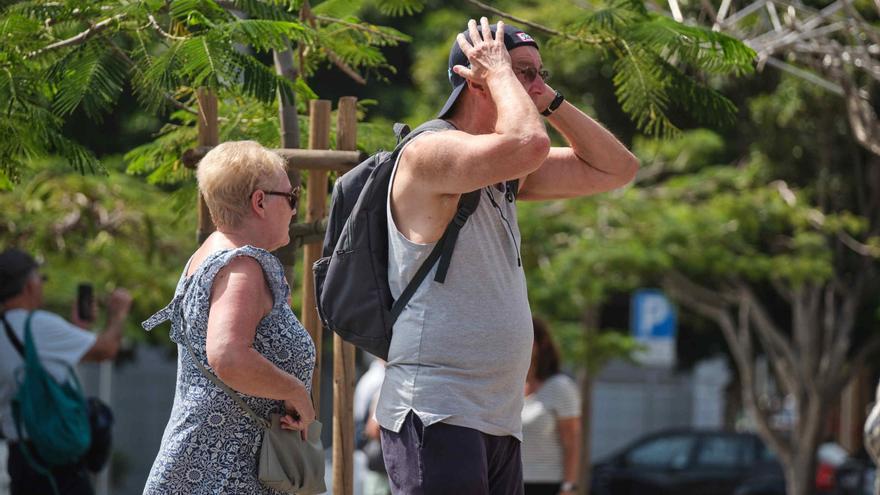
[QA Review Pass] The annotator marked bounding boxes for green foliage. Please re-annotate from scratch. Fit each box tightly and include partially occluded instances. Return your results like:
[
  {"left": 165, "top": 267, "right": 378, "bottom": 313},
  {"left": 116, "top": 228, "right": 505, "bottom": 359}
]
[
  {"left": 50, "top": 43, "right": 129, "bottom": 120},
  {"left": 551, "top": 322, "right": 643, "bottom": 373},
  {"left": 0, "top": 0, "right": 408, "bottom": 183},
  {"left": 569, "top": 3, "right": 754, "bottom": 136},
  {"left": 0, "top": 163, "right": 196, "bottom": 344},
  {"left": 520, "top": 130, "right": 860, "bottom": 330}
]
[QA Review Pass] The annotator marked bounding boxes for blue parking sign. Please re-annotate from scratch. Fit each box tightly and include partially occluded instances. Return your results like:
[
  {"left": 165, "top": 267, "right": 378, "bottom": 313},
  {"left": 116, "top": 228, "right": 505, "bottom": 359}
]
[{"left": 631, "top": 289, "right": 677, "bottom": 340}]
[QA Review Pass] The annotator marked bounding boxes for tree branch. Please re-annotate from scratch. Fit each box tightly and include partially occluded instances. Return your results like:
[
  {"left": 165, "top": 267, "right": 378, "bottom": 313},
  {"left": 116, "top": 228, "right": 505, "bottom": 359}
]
[
  {"left": 462, "top": 0, "right": 609, "bottom": 45},
  {"left": 27, "top": 14, "right": 127, "bottom": 58},
  {"left": 463, "top": 0, "right": 571, "bottom": 38},
  {"left": 739, "top": 283, "right": 799, "bottom": 397},
  {"left": 297, "top": 1, "right": 365, "bottom": 85},
  {"left": 314, "top": 15, "right": 408, "bottom": 43},
  {"left": 824, "top": 275, "right": 864, "bottom": 389},
  {"left": 147, "top": 14, "right": 187, "bottom": 41},
  {"left": 324, "top": 50, "right": 366, "bottom": 85}
]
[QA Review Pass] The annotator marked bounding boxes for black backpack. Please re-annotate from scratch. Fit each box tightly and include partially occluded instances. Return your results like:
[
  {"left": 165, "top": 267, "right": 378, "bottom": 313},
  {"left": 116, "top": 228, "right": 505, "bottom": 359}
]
[{"left": 313, "top": 120, "right": 503, "bottom": 359}]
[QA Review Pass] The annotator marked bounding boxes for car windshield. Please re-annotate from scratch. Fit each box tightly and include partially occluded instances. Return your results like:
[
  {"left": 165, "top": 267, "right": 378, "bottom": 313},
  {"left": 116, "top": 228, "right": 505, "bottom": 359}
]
[{"left": 626, "top": 435, "right": 696, "bottom": 470}]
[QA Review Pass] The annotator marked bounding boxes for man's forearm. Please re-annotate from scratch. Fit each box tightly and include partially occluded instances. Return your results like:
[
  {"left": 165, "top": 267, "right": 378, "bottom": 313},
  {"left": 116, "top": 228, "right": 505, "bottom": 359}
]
[
  {"left": 547, "top": 99, "right": 638, "bottom": 177},
  {"left": 487, "top": 70, "right": 545, "bottom": 139}
]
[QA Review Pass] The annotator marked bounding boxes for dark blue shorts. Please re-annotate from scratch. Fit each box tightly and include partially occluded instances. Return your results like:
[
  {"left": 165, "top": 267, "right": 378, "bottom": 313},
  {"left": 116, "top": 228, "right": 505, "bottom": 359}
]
[{"left": 380, "top": 411, "right": 524, "bottom": 495}]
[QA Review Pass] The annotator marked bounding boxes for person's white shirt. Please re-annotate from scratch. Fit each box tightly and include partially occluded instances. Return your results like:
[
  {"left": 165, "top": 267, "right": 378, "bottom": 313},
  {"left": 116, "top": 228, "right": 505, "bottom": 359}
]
[
  {"left": 0, "top": 309, "right": 96, "bottom": 440},
  {"left": 354, "top": 358, "right": 386, "bottom": 424}
]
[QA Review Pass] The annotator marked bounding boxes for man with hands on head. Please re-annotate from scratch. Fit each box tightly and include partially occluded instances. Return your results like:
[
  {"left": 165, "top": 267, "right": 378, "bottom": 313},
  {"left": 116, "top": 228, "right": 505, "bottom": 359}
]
[{"left": 375, "top": 18, "right": 638, "bottom": 495}]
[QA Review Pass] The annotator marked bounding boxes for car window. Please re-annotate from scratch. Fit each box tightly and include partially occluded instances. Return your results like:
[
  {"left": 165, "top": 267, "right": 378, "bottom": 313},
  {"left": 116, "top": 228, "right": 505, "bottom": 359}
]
[
  {"left": 757, "top": 440, "right": 778, "bottom": 462},
  {"left": 626, "top": 435, "right": 695, "bottom": 469},
  {"left": 694, "top": 436, "right": 750, "bottom": 468}
]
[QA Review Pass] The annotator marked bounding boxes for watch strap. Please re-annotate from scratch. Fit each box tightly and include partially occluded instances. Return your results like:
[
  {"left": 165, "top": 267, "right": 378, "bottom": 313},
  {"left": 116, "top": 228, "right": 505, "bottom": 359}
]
[{"left": 541, "top": 90, "right": 565, "bottom": 116}]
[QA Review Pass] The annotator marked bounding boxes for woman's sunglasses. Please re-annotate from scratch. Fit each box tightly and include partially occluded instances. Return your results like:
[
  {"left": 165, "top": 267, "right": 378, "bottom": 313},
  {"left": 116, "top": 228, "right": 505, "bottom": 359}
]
[{"left": 261, "top": 186, "right": 300, "bottom": 211}]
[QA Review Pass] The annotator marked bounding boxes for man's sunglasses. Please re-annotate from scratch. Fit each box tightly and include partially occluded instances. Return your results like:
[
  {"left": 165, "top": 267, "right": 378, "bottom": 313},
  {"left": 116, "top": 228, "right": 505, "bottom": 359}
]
[
  {"left": 261, "top": 186, "right": 300, "bottom": 211},
  {"left": 513, "top": 67, "right": 550, "bottom": 84}
]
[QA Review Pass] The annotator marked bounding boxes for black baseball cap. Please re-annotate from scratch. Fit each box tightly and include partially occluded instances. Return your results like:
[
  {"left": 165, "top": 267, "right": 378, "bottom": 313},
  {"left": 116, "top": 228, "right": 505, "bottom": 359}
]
[
  {"left": 438, "top": 22, "right": 539, "bottom": 119},
  {"left": 0, "top": 248, "right": 39, "bottom": 303}
]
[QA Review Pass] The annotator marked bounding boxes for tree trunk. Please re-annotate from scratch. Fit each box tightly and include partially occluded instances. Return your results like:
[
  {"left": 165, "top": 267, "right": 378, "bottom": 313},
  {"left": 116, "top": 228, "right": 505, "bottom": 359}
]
[
  {"left": 580, "top": 373, "right": 594, "bottom": 495},
  {"left": 580, "top": 306, "right": 599, "bottom": 495},
  {"left": 786, "top": 449, "right": 818, "bottom": 495}
]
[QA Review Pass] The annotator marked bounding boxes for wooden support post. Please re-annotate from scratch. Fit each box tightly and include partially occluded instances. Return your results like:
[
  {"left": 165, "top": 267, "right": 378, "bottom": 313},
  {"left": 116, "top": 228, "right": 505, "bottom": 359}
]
[
  {"left": 196, "top": 89, "right": 219, "bottom": 243},
  {"left": 273, "top": 46, "right": 301, "bottom": 281},
  {"left": 302, "top": 100, "right": 331, "bottom": 412},
  {"left": 332, "top": 96, "right": 357, "bottom": 495}
]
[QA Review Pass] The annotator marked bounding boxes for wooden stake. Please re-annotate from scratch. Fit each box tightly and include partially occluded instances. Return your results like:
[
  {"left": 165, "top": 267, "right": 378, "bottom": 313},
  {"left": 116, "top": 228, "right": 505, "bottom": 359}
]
[
  {"left": 196, "top": 89, "right": 218, "bottom": 243},
  {"left": 332, "top": 96, "right": 357, "bottom": 495},
  {"left": 272, "top": 47, "right": 300, "bottom": 276},
  {"left": 302, "top": 100, "right": 331, "bottom": 412}
]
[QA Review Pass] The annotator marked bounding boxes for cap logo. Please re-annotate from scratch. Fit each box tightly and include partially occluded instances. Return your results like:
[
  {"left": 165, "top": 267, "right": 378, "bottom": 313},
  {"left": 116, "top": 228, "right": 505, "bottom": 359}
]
[{"left": 515, "top": 32, "right": 533, "bottom": 42}]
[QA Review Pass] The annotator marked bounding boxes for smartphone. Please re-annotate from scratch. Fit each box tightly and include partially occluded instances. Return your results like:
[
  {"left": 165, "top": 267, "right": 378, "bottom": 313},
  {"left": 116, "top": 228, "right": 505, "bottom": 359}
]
[{"left": 77, "top": 283, "right": 94, "bottom": 321}]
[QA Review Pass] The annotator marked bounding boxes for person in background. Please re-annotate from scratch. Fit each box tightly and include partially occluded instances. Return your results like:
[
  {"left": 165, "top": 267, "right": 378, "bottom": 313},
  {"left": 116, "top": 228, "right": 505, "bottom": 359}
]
[
  {"left": 354, "top": 357, "right": 390, "bottom": 495},
  {"left": 141, "top": 141, "right": 316, "bottom": 494},
  {"left": 0, "top": 247, "right": 132, "bottom": 495},
  {"left": 522, "top": 317, "right": 582, "bottom": 495}
]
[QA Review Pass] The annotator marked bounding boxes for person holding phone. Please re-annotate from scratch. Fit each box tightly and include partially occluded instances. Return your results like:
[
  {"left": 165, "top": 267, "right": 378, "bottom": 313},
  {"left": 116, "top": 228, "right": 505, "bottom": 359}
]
[
  {"left": 141, "top": 141, "right": 316, "bottom": 494},
  {"left": 0, "top": 247, "right": 133, "bottom": 495}
]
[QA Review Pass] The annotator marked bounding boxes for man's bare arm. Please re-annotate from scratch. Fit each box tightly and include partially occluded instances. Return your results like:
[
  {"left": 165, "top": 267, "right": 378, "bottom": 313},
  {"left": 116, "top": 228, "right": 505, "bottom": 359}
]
[
  {"left": 519, "top": 92, "right": 639, "bottom": 200},
  {"left": 398, "top": 18, "right": 550, "bottom": 196}
]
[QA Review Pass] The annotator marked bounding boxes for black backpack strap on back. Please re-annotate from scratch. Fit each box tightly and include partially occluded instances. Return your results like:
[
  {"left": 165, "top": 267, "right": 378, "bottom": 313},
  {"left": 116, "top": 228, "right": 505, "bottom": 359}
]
[
  {"left": 389, "top": 189, "right": 481, "bottom": 322},
  {"left": 1, "top": 312, "right": 25, "bottom": 357}
]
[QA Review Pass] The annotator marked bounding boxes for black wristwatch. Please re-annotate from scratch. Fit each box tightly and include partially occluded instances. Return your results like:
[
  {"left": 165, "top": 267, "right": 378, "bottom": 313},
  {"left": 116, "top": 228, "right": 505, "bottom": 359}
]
[{"left": 541, "top": 90, "right": 565, "bottom": 116}]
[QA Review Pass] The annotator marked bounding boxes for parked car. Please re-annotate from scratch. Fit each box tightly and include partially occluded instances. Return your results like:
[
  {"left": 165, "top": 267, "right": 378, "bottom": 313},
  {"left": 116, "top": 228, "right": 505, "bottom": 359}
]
[
  {"left": 591, "top": 429, "right": 776, "bottom": 495},
  {"left": 736, "top": 442, "right": 872, "bottom": 495},
  {"left": 834, "top": 457, "right": 875, "bottom": 495}
]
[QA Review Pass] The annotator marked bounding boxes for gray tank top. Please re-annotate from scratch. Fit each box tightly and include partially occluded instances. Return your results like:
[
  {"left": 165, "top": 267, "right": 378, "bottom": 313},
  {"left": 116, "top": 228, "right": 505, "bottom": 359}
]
[{"left": 376, "top": 132, "right": 534, "bottom": 440}]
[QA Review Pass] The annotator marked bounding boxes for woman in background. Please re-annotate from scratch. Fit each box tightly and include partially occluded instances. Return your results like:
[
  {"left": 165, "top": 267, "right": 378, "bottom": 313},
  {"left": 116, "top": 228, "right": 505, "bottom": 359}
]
[{"left": 522, "top": 317, "right": 583, "bottom": 495}]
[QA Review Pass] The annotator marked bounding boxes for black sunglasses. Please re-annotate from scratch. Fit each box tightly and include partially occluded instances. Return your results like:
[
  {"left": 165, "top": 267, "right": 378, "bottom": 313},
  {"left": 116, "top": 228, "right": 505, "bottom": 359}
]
[
  {"left": 261, "top": 186, "right": 300, "bottom": 211},
  {"left": 513, "top": 67, "right": 550, "bottom": 84}
]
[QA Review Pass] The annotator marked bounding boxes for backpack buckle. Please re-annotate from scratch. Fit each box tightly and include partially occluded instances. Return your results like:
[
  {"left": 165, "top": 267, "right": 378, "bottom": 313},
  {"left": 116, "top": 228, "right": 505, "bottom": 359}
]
[{"left": 452, "top": 209, "right": 469, "bottom": 227}]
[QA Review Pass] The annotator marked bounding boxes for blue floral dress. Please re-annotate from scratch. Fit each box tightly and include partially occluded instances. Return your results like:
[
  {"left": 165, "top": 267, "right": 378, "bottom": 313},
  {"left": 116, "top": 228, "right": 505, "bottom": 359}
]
[{"left": 142, "top": 246, "right": 316, "bottom": 495}]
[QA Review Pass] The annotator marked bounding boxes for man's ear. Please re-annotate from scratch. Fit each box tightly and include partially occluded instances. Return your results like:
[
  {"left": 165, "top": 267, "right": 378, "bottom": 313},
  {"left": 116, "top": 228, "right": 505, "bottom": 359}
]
[{"left": 467, "top": 79, "right": 487, "bottom": 96}]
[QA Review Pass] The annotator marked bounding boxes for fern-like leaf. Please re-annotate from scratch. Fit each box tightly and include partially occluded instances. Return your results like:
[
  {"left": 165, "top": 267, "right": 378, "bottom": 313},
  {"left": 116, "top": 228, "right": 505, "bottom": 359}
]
[
  {"left": 220, "top": 19, "right": 314, "bottom": 51},
  {"left": 374, "top": 0, "right": 425, "bottom": 16},
  {"left": 612, "top": 46, "right": 677, "bottom": 137},
  {"left": 50, "top": 43, "right": 129, "bottom": 120},
  {"left": 627, "top": 16, "right": 755, "bottom": 76}
]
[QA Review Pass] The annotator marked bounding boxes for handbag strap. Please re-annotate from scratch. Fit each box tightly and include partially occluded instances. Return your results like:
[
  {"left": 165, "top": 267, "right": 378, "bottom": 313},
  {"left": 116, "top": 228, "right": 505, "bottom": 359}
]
[
  {"left": 180, "top": 330, "right": 271, "bottom": 429},
  {"left": 1, "top": 312, "right": 25, "bottom": 357}
]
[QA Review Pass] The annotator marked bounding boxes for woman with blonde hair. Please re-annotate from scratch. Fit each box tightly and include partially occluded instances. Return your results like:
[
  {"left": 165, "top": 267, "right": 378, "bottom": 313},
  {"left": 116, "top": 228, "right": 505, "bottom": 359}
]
[{"left": 142, "top": 141, "right": 315, "bottom": 494}]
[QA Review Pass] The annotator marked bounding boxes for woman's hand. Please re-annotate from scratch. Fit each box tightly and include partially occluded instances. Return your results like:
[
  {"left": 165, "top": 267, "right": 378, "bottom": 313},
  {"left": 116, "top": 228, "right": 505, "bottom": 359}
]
[{"left": 281, "top": 393, "right": 316, "bottom": 440}]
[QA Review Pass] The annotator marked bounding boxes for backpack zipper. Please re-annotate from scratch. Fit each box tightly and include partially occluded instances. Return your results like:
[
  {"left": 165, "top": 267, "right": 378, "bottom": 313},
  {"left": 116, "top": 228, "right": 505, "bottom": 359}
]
[{"left": 483, "top": 188, "right": 522, "bottom": 267}]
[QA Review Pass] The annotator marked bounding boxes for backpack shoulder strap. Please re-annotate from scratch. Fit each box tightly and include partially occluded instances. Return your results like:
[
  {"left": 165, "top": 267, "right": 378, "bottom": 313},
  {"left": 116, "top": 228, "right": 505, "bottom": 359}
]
[
  {"left": 389, "top": 189, "right": 481, "bottom": 322},
  {"left": 394, "top": 119, "right": 455, "bottom": 150},
  {"left": 392, "top": 123, "right": 411, "bottom": 145},
  {"left": 433, "top": 189, "right": 480, "bottom": 283},
  {"left": 1, "top": 312, "right": 24, "bottom": 357}
]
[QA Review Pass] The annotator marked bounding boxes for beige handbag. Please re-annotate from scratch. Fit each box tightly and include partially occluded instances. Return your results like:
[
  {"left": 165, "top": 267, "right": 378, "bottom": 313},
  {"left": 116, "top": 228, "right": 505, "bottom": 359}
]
[{"left": 184, "top": 333, "right": 326, "bottom": 494}]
